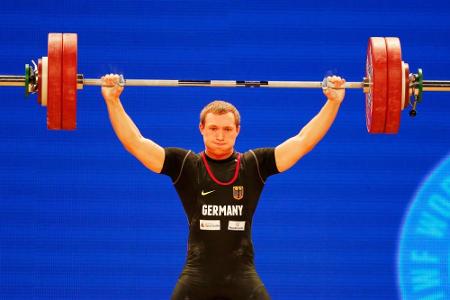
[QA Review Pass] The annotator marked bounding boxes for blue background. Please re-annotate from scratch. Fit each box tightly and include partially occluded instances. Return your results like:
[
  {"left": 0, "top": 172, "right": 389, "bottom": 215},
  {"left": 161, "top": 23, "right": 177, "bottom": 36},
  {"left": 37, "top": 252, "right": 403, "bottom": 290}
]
[{"left": 1, "top": 0, "right": 450, "bottom": 299}]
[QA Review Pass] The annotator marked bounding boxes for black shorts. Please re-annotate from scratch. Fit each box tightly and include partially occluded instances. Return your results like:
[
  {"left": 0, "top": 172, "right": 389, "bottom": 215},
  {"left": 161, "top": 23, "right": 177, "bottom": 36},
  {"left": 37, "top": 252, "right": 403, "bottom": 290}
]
[{"left": 170, "top": 274, "right": 271, "bottom": 300}]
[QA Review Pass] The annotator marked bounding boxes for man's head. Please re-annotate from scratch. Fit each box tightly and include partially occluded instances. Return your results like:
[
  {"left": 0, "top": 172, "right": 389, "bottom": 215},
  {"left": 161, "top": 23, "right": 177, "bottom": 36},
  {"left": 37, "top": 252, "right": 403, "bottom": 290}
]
[{"left": 199, "top": 100, "right": 241, "bottom": 160}]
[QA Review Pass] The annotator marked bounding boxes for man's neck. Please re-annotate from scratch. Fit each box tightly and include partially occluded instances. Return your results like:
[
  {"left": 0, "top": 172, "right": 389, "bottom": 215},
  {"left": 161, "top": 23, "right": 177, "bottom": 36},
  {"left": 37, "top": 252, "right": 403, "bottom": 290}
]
[{"left": 204, "top": 149, "right": 234, "bottom": 160}]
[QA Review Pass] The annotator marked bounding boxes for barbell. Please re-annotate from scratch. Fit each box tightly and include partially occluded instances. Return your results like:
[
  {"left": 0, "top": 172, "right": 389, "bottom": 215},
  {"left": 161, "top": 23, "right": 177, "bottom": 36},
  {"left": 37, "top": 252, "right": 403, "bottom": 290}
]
[{"left": 1, "top": 33, "right": 450, "bottom": 133}]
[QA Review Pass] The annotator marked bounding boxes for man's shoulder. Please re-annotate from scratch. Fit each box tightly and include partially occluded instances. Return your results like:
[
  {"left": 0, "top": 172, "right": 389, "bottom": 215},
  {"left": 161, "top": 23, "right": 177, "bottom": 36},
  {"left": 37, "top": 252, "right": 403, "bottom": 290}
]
[
  {"left": 161, "top": 147, "right": 200, "bottom": 177},
  {"left": 241, "top": 148, "right": 275, "bottom": 160},
  {"left": 241, "top": 148, "right": 279, "bottom": 180},
  {"left": 164, "top": 147, "right": 200, "bottom": 159}
]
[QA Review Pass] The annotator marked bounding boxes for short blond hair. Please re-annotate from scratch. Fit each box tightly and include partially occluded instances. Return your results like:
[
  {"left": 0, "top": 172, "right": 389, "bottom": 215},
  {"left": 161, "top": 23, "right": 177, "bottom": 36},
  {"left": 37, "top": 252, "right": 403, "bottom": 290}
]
[{"left": 200, "top": 100, "right": 241, "bottom": 127}]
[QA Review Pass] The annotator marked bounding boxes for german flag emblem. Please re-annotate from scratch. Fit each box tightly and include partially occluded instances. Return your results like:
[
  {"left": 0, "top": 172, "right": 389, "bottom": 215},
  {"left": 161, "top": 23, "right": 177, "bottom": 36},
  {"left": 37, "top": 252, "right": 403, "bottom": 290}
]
[{"left": 233, "top": 186, "right": 244, "bottom": 200}]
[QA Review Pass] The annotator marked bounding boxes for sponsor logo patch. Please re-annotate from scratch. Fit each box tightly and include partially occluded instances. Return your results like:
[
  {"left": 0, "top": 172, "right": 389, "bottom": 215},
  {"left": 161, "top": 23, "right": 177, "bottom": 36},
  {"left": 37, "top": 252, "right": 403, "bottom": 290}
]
[
  {"left": 228, "top": 220, "right": 245, "bottom": 231},
  {"left": 199, "top": 219, "right": 220, "bottom": 231}
]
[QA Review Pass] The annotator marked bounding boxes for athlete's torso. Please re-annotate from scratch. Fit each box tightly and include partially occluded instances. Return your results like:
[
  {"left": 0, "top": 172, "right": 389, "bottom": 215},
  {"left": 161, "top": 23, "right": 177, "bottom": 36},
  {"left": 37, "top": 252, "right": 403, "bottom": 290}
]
[{"left": 161, "top": 148, "right": 278, "bottom": 287}]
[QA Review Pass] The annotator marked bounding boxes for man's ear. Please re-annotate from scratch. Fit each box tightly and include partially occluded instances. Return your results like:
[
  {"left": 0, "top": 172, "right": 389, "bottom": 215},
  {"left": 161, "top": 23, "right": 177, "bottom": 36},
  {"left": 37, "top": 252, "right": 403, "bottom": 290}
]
[
  {"left": 199, "top": 123, "right": 205, "bottom": 135},
  {"left": 236, "top": 125, "right": 240, "bottom": 135}
]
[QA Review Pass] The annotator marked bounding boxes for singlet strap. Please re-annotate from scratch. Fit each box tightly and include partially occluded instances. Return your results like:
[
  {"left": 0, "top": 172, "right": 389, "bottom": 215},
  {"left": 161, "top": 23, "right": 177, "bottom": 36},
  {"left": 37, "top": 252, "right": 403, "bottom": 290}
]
[{"left": 201, "top": 152, "right": 241, "bottom": 186}]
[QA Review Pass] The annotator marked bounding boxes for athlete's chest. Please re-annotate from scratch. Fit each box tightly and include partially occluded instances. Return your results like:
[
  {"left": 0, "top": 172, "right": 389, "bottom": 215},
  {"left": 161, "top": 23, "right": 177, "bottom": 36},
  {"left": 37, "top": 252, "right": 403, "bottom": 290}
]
[
  {"left": 197, "top": 153, "right": 247, "bottom": 205},
  {"left": 195, "top": 154, "right": 248, "bottom": 218}
]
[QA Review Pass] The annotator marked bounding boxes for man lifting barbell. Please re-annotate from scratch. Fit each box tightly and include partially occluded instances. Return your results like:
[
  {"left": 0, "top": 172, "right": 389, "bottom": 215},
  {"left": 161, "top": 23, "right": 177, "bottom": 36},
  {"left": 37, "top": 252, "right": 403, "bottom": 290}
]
[
  {"left": 6, "top": 34, "right": 450, "bottom": 133},
  {"left": 2, "top": 31, "right": 450, "bottom": 299},
  {"left": 101, "top": 73, "right": 346, "bottom": 300}
]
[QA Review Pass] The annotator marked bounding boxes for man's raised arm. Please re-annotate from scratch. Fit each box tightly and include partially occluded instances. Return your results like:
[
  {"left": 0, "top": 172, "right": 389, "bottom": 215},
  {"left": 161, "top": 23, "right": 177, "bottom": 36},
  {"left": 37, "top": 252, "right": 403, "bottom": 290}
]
[
  {"left": 274, "top": 76, "right": 346, "bottom": 173},
  {"left": 101, "top": 74, "right": 165, "bottom": 173}
]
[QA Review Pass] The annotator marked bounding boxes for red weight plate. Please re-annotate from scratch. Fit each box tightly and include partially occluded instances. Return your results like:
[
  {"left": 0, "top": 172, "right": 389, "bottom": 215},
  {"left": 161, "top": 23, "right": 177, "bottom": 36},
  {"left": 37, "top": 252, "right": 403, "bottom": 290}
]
[
  {"left": 366, "top": 37, "right": 388, "bottom": 133},
  {"left": 47, "top": 33, "right": 63, "bottom": 129},
  {"left": 384, "top": 37, "right": 402, "bottom": 134},
  {"left": 37, "top": 58, "right": 42, "bottom": 105},
  {"left": 403, "top": 62, "right": 410, "bottom": 110},
  {"left": 62, "top": 33, "right": 78, "bottom": 130}
]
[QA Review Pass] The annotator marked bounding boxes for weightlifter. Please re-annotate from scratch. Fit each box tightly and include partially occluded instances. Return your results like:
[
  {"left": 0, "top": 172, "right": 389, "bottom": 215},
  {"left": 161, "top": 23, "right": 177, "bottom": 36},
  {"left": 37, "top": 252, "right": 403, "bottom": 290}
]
[{"left": 101, "top": 74, "right": 346, "bottom": 300}]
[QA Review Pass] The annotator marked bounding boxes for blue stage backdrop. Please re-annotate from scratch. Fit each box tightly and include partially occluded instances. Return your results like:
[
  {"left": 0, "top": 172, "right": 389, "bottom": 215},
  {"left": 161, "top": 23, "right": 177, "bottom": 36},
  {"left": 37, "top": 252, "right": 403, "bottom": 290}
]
[{"left": 1, "top": 1, "right": 450, "bottom": 299}]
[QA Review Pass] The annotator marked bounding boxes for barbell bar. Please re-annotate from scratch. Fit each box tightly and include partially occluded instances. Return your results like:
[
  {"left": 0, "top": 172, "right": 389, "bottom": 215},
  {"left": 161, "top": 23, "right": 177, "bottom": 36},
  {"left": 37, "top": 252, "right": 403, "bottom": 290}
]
[
  {"left": 2, "top": 72, "right": 450, "bottom": 90},
  {"left": 3, "top": 72, "right": 450, "bottom": 91},
  {"left": 1, "top": 33, "right": 450, "bottom": 133}
]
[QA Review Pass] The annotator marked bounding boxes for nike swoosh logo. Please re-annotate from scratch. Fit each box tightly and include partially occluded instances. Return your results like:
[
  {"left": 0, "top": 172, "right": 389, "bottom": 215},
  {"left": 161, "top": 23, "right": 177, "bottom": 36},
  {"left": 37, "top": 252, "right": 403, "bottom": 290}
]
[{"left": 201, "top": 190, "right": 216, "bottom": 196}]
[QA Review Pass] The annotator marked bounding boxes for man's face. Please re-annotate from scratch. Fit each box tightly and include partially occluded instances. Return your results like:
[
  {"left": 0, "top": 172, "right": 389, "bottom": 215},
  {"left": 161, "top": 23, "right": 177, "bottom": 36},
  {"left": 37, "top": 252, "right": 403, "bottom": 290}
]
[{"left": 199, "top": 112, "right": 240, "bottom": 159}]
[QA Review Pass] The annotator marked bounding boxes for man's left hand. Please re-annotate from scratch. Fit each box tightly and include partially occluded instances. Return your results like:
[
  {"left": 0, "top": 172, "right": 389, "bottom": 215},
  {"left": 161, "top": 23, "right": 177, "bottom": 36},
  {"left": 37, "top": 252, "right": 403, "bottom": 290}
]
[{"left": 323, "top": 75, "right": 346, "bottom": 103}]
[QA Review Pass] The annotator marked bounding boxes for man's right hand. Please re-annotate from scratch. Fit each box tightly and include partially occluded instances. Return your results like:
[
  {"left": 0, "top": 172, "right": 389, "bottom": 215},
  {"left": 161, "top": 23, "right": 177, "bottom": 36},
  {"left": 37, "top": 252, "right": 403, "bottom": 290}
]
[{"left": 101, "top": 74, "right": 124, "bottom": 104}]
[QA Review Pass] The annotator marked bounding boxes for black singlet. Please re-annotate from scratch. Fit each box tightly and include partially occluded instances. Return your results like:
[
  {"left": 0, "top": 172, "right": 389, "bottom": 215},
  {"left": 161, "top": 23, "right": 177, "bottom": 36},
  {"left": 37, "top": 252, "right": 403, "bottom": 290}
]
[{"left": 161, "top": 148, "right": 279, "bottom": 300}]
